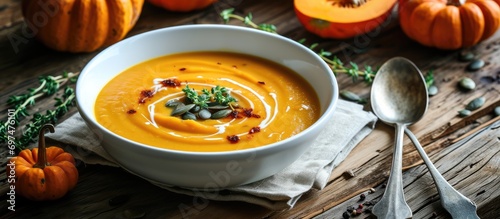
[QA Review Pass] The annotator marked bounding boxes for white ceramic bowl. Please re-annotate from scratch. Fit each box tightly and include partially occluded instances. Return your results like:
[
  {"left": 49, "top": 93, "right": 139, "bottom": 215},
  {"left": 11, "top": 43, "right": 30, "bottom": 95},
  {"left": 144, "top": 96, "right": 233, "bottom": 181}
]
[{"left": 77, "top": 24, "right": 338, "bottom": 188}]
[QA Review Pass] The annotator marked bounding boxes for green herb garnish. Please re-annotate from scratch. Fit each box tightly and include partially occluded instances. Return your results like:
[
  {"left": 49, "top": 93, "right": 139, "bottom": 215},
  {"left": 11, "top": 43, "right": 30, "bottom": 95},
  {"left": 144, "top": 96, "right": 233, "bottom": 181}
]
[{"left": 0, "top": 72, "right": 79, "bottom": 151}]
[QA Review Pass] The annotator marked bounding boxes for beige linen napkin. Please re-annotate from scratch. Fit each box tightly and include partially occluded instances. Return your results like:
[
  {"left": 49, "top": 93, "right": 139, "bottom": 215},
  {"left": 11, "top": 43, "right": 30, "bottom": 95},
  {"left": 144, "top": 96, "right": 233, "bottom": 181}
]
[{"left": 46, "top": 99, "right": 377, "bottom": 209}]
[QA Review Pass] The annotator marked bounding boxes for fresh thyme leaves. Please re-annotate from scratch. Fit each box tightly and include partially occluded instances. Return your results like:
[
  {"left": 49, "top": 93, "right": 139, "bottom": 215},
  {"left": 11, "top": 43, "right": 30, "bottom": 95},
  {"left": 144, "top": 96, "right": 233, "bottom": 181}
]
[
  {"left": 424, "top": 69, "right": 435, "bottom": 88},
  {"left": 211, "top": 85, "right": 237, "bottom": 106},
  {"left": 168, "top": 85, "right": 239, "bottom": 120},
  {"left": 220, "top": 8, "right": 277, "bottom": 33},
  {"left": 0, "top": 72, "right": 79, "bottom": 151},
  {"left": 182, "top": 85, "right": 211, "bottom": 109},
  {"left": 182, "top": 85, "right": 237, "bottom": 109}
]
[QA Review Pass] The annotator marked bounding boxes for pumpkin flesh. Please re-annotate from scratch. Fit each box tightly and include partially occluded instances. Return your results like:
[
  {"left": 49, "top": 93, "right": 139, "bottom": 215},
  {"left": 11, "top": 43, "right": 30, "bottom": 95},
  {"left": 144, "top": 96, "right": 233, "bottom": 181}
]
[{"left": 294, "top": 0, "right": 398, "bottom": 39}]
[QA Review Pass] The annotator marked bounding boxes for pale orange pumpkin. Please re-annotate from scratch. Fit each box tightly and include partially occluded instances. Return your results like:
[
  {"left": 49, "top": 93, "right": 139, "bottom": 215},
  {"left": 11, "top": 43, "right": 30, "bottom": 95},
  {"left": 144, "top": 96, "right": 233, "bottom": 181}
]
[
  {"left": 22, "top": 0, "right": 144, "bottom": 53},
  {"left": 8, "top": 124, "right": 79, "bottom": 201},
  {"left": 148, "top": 0, "right": 217, "bottom": 12},
  {"left": 399, "top": 0, "right": 500, "bottom": 49},
  {"left": 294, "top": 0, "right": 398, "bottom": 39}
]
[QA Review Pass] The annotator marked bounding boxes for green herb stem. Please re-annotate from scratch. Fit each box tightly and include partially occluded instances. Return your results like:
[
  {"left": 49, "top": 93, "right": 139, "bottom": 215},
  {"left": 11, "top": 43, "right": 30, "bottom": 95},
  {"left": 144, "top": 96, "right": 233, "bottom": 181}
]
[{"left": 1, "top": 72, "right": 79, "bottom": 151}]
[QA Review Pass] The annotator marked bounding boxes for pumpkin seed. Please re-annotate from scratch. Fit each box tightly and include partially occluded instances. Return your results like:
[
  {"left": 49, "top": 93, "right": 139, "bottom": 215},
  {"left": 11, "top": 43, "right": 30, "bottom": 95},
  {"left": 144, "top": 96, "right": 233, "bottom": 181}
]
[
  {"left": 466, "top": 59, "right": 485, "bottom": 71},
  {"left": 182, "top": 112, "right": 197, "bottom": 120},
  {"left": 458, "top": 51, "right": 474, "bottom": 62},
  {"left": 191, "top": 105, "right": 201, "bottom": 113},
  {"left": 171, "top": 103, "right": 195, "bottom": 116},
  {"left": 458, "top": 109, "right": 471, "bottom": 117},
  {"left": 207, "top": 105, "right": 229, "bottom": 110},
  {"left": 428, "top": 85, "right": 438, "bottom": 96},
  {"left": 211, "top": 109, "right": 233, "bottom": 119},
  {"left": 494, "top": 106, "right": 500, "bottom": 117},
  {"left": 340, "top": 90, "right": 361, "bottom": 102},
  {"left": 198, "top": 109, "right": 212, "bottom": 120},
  {"left": 123, "top": 208, "right": 146, "bottom": 219},
  {"left": 466, "top": 97, "right": 485, "bottom": 111},
  {"left": 165, "top": 100, "right": 181, "bottom": 107},
  {"left": 458, "top": 77, "right": 476, "bottom": 91}
]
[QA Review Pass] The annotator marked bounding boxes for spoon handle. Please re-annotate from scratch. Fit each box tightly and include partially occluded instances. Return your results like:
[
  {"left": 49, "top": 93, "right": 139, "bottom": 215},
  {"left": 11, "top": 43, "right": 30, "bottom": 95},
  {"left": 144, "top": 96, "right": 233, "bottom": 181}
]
[
  {"left": 405, "top": 128, "right": 480, "bottom": 219},
  {"left": 372, "top": 124, "right": 412, "bottom": 219}
]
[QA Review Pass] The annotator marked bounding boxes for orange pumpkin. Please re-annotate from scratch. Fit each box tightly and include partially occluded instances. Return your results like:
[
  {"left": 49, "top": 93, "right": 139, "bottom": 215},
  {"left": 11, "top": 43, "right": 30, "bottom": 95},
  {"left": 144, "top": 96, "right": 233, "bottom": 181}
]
[
  {"left": 8, "top": 124, "right": 78, "bottom": 201},
  {"left": 148, "top": 0, "right": 217, "bottom": 12},
  {"left": 22, "top": 0, "right": 144, "bottom": 53},
  {"left": 399, "top": 0, "right": 500, "bottom": 50},
  {"left": 294, "top": 0, "right": 398, "bottom": 39}
]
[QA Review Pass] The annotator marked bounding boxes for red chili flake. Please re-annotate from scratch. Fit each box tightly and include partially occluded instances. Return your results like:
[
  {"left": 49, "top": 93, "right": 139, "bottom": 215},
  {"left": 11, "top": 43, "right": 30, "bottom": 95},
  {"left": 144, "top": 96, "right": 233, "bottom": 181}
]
[
  {"left": 258, "top": 81, "right": 266, "bottom": 85},
  {"left": 160, "top": 78, "right": 181, "bottom": 87},
  {"left": 179, "top": 67, "right": 186, "bottom": 71},
  {"left": 229, "top": 110, "right": 241, "bottom": 119},
  {"left": 139, "top": 89, "right": 154, "bottom": 103},
  {"left": 242, "top": 108, "right": 260, "bottom": 118},
  {"left": 127, "top": 109, "right": 136, "bottom": 114},
  {"left": 249, "top": 127, "right": 261, "bottom": 134},
  {"left": 232, "top": 65, "right": 238, "bottom": 69},
  {"left": 217, "top": 62, "right": 221, "bottom": 65},
  {"left": 227, "top": 135, "right": 240, "bottom": 144}
]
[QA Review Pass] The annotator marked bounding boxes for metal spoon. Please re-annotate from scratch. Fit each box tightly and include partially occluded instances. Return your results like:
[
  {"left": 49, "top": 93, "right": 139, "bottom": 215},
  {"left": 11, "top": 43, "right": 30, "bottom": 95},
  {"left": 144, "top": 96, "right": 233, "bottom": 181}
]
[
  {"left": 370, "top": 57, "right": 428, "bottom": 219},
  {"left": 405, "top": 129, "right": 480, "bottom": 219}
]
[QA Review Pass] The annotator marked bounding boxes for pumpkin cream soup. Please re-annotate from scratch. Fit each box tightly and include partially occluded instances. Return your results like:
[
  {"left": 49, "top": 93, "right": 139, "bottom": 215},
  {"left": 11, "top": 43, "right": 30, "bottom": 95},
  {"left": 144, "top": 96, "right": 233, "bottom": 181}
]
[{"left": 95, "top": 51, "right": 320, "bottom": 152}]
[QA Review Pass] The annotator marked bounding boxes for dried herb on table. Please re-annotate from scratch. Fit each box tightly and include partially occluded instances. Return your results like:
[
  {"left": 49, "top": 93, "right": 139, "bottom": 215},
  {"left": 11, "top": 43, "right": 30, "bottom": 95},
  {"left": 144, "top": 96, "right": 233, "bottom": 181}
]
[{"left": 0, "top": 72, "right": 79, "bottom": 151}]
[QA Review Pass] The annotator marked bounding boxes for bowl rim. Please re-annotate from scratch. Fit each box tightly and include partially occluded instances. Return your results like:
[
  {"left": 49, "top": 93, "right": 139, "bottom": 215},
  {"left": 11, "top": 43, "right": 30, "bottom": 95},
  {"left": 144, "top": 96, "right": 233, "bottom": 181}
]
[{"left": 77, "top": 24, "right": 339, "bottom": 157}]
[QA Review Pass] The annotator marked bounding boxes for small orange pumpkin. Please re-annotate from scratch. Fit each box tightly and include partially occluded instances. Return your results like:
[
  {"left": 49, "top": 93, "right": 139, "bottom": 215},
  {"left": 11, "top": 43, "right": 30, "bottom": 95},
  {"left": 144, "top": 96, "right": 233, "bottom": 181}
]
[
  {"left": 8, "top": 124, "right": 78, "bottom": 201},
  {"left": 21, "top": 0, "right": 144, "bottom": 53},
  {"left": 294, "top": 0, "right": 398, "bottom": 39},
  {"left": 399, "top": 0, "right": 500, "bottom": 50},
  {"left": 147, "top": 0, "right": 217, "bottom": 12}
]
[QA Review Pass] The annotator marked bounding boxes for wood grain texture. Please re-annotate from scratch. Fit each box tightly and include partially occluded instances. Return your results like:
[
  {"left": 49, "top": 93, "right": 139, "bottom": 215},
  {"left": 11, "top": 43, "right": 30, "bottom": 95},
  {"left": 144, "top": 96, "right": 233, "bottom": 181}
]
[{"left": 0, "top": 0, "right": 499, "bottom": 218}]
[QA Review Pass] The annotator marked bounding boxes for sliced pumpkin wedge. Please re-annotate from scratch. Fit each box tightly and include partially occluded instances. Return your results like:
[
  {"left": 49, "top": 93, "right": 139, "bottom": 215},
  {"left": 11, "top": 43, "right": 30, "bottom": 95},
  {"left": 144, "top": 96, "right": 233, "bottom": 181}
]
[{"left": 294, "top": 0, "right": 398, "bottom": 39}]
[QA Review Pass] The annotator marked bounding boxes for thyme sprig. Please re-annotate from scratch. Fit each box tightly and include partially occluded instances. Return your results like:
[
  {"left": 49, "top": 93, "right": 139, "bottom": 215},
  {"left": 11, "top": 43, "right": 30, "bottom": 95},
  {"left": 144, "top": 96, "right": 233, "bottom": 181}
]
[
  {"left": 220, "top": 8, "right": 376, "bottom": 83},
  {"left": 221, "top": 8, "right": 277, "bottom": 33},
  {"left": 182, "top": 85, "right": 237, "bottom": 109},
  {"left": 0, "top": 72, "right": 79, "bottom": 151}
]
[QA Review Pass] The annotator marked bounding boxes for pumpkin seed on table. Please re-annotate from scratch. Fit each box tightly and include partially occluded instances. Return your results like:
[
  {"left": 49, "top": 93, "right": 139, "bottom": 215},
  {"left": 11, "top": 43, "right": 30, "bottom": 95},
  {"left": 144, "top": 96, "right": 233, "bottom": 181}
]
[
  {"left": 458, "top": 109, "right": 471, "bottom": 117},
  {"left": 466, "top": 97, "right": 485, "bottom": 111},
  {"left": 428, "top": 85, "right": 438, "bottom": 96},
  {"left": 458, "top": 77, "right": 476, "bottom": 91},
  {"left": 340, "top": 90, "right": 362, "bottom": 103},
  {"left": 494, "top": 106, "right": 500, "bottom": 117},
  {"left": 466, "top": 59, "right": 485, "bottom": 71},
  {"left": 458, "top": 51, "right": 475, "bottom": 62}
]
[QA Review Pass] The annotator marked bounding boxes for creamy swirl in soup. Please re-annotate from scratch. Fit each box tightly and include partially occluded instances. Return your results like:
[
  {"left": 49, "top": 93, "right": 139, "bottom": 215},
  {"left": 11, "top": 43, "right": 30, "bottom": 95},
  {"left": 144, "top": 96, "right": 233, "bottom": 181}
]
[{"left": 95, "top": 51, "right": 320, "bottom": 152}]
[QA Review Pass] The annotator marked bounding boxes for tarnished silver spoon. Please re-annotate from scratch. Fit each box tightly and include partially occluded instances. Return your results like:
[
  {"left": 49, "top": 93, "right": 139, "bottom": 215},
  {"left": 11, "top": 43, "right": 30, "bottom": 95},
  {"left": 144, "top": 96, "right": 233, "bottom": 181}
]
[
  {"left": 405, "top": 129, "right": 479, "bottom": 219},
  {"left": 370, "top": 57, "right": 428, "bottom": 219}
]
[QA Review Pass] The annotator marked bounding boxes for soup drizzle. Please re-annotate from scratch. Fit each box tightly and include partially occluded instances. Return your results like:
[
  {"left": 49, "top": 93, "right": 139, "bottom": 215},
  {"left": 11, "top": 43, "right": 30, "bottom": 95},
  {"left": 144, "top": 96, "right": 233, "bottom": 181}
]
[{"left": 140, "top": 77, "right": 275, "bottom": 142}]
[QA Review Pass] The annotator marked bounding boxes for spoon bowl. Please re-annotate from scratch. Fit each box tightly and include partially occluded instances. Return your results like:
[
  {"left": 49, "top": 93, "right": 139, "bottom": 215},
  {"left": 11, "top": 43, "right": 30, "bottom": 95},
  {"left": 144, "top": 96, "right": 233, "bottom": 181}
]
[
  {"left": 370, "top": 57, "right": 428, "bottom": 219},
  {"left": 371, "top": 57, "right": 428, "bottom": 125}
]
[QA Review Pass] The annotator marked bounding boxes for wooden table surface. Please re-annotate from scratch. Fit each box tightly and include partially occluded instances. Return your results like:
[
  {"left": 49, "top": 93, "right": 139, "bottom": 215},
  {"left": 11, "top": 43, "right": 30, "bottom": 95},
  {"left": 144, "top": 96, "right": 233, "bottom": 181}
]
[{"left": 1, "top": 0, "right": 499, "bottom": 218}]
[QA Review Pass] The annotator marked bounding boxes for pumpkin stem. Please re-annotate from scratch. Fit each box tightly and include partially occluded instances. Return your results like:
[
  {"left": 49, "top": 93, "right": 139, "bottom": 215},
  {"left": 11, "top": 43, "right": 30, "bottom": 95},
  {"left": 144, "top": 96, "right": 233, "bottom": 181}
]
[
  {"left": 448, "top": 0, "right": 465, "bottom": 6},
  {"left": 33, "top": 124, "right": 55, "bottom": 169}
]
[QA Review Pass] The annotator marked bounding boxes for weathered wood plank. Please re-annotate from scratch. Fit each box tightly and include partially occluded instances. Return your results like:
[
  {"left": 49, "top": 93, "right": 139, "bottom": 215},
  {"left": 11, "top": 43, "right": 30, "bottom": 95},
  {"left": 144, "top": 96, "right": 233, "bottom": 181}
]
[
  {"left": 314, "top": 121, "right": 500, "bottom": 219},
  {"left": 0, "top": 0, "right": 499, "bottom": 218}
]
